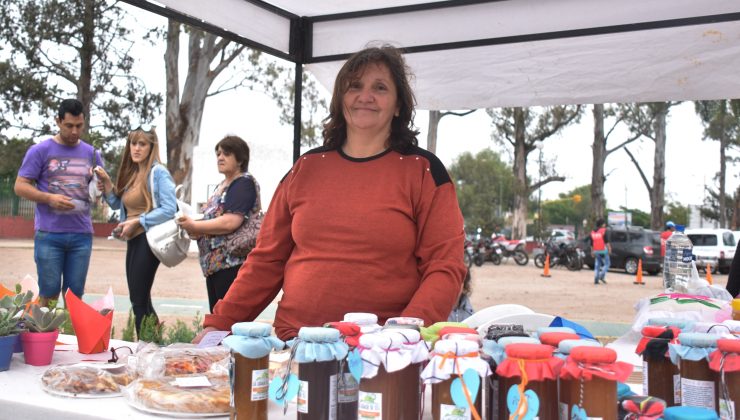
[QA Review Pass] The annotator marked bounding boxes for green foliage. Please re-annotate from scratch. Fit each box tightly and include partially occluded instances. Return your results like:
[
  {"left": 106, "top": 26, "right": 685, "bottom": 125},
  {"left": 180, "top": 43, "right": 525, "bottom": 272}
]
[
  {"left": 607, "top": 207, "right": 651, "bottom": 228},
  {"left": 542, "top": 185, "right": 593, "bottom": 238},
  {"left": 449, "top": 149, "right": 517, "bottom": 234},
  {"left": 59, "top": 312, "right": 75, "bottom": 335},
  {"left": 0, "top": 285, "right": 34, "bottom": 336},
  {"left": 665, "top": 202, "right": 690, "bottom": 227},
  {"left": 0, "top": 137, "right": 34, "bottom": 178},
  {"left": 0, "top": 0, "right": 162, "bottom": 146},
  {"left": 700, "top": 186, "right": 734, "bottom": 226},
  {"left": 121, "top": 309, "right": 135, "bottom": 342},
  {"left": 165, "top": 319, "right": 197, "bottom": 344},
  {"left": 138, "top": 314, "right": 165, "bottom": 345},
  {"left": 23, "top": 304, "right": 68, "bottom": 333}
]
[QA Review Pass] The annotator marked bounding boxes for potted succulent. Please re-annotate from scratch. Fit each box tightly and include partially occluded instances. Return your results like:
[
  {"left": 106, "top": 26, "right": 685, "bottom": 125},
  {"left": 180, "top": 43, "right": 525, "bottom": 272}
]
[
  {"left": 0, "top": 286, "right": 34, "bottom": 371},
  {"left": 21, "top": 303, "right": 68, "bottom": 366}
]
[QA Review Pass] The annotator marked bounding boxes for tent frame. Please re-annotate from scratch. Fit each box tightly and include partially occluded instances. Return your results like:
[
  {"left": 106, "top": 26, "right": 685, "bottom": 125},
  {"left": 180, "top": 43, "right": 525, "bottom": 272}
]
[{"left": 121, "top": 0, "right": 740, "bottom": 161}]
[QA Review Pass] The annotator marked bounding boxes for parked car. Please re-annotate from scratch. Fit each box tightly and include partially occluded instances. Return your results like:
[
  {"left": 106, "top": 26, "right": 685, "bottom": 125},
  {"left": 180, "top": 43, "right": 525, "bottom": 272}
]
[
  {"left": 685, "top": 228, "right": 736, "bottom": 274},
  {"left": 548, "top": 228, "right": 575, "bottom": 246},
  {"left": 580, "top": 226, "right": 662, "bottom": 275}
]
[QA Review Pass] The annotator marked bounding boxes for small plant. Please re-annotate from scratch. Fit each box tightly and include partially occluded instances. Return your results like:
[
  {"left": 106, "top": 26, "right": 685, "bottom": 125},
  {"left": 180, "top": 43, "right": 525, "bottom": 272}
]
[
  {"left": 139, "top": 314, "right": 165, "bottom": 345},
  {"left": 165, "top": 319, "right": 197, "bottom": 344},
  {"left": 23, "top": 304, "right": 68, "bottom": 333},
  {"left": 121, "top": 309, "right": 135, "bottom": 342},
  {"left": 0, "top": 285, "right": 34, "bottom": 336}
]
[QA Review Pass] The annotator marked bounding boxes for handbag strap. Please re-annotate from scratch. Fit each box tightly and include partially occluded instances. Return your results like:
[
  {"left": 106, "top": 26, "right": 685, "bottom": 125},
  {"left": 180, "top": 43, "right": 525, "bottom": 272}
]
[{"left": 149, "top": 165, "right": 159, "bottom": 209}]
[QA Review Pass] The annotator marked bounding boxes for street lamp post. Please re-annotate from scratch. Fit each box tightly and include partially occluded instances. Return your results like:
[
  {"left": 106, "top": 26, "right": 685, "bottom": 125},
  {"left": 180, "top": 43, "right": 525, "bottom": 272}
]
[{"left": 534, "top": 141, "right": 544, "bottom": 239}]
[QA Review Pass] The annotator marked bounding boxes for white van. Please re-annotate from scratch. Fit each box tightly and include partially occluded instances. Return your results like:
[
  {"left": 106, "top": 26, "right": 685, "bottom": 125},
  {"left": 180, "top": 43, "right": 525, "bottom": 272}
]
[{"left": 685, "top": 228, "right": 736, "bottom": 274}]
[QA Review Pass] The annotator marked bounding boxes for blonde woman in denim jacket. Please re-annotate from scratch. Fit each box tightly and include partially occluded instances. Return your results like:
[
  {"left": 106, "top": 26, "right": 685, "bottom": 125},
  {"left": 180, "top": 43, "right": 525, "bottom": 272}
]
[{"left": 95, "top": 128, "right": 177, "bottom": 335}]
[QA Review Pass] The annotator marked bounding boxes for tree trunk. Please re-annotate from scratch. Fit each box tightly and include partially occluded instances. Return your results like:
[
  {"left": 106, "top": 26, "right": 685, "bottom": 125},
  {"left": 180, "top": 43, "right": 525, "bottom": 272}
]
[
  {"left": 650, "top": 103, "right": 668, "bottom": 230},
  {"left": 426, "top": 110, "right": 441, "bottom": 153},
  {"left": 78, "top": 0, "right": 95, "bottom": 138},
  {"left": 719, "top": 103, "right": 728, "bottom": 228},
  {"left": 591, "top": 104, "right": 606, "bottom": 226},
  {"left": 511, "top": 108, "right": 528, "bottom": 239}
]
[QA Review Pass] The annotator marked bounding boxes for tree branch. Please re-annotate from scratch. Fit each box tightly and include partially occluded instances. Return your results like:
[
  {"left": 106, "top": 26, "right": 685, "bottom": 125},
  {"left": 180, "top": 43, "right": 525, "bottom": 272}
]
[
  {"left": 606, "top": 132, "right": 643, "bottom": 156},
  {"left": 624, "top": 146, "right": 653, "bottom": 194},
  {"left": 529, "top": 175, "right": 565, "bottom": 193},
  {"left": 441, "top": 109, "right": 476, "bottom": 118}
]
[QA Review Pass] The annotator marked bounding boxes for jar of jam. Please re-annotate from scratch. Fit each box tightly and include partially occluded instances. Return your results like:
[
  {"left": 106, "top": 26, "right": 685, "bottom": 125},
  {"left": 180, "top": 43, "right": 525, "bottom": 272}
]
[
  {"left": 637, "top": 325, "right": 680, "bottom": 406},
  {"left": 325, "top": 321, "right": 363, "bottom": 420},
  {"left": 482, "top": 335, "right": 540, "bottom": 420},
  {"left": 709, "top": 338, "right": 740, "bottom": 420},
  {"left": 422, "top": 339, "right": 490, "bottom": 420},
  {"left": 538, "top": 332, "right": 580, "bottom": 349},
  {"left": 221, "top": 322, "right": 284, "bottom": 420},
  {"left": 669, "top": 332, "right": 719, "bottom": 411},
  {"left": 495, "top": 343, "right": 563, "bottom": 420},
  {"left": 559, "top": 346, "right": 633, "bottom": 420}
]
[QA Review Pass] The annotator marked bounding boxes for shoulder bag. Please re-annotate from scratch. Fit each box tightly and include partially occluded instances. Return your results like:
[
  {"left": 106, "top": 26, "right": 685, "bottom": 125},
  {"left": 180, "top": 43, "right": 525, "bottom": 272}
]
[
  {"left": 222, "top": 173, "right": 263, "bottom": 258},
  {"left": 145, "top": 167, "right": 191, "bottom": 267}
]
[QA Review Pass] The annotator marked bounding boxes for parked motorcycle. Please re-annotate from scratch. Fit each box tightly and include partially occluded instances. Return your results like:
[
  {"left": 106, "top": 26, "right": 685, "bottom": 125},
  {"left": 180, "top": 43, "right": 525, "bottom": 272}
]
[
  {"left": 491, "top": 240, "right": 529, "bottom": 266},
  {"left": 464, "top": 239, "right": 475, "bottom": 268},
  {"left": 473, "top": 239, "right": 502, "bottom": 266},
  {"left": 534, "top": 239, "right": 583, "bottom": 271}
]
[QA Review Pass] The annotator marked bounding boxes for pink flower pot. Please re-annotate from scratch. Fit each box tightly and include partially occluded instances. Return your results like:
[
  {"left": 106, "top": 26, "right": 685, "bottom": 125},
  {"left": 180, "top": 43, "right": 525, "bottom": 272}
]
[{"left": 20, "top": 330, "right": 59, "bottom": 366}]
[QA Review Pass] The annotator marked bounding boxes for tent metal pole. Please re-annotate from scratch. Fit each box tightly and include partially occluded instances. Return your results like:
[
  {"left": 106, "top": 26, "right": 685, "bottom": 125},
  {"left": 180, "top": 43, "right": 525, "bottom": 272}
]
[{"left": 293, "top": 61, "right": 302, "bottom": 162}]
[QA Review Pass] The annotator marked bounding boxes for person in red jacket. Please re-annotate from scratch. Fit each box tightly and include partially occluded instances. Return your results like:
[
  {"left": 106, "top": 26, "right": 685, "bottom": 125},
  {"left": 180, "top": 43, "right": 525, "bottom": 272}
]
[
  {"left": 194, "top": 45, "right": 466, "bottom": 342},
  {"left": 660, "top": 220, "right": 675, "bottom": 257},
  {"left": 590, "top": 218, "right": 611, "bottom": 285}
]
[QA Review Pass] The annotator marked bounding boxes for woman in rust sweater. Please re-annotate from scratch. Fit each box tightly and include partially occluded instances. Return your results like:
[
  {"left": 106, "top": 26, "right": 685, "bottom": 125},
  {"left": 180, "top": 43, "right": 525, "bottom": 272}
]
[{"left": 197, "top": 45, "right": 467, "bottom": 341}]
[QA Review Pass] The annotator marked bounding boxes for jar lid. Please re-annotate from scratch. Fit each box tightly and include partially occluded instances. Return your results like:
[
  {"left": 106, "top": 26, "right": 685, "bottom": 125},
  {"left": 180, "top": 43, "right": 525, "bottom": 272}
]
[
  {"left": 297, "top": 327, "right": 340, "bottom": 343},
  {"left": 647, "top": 317, "right": 692, "bottom": 330},
  {"left": 381, "top": 328, "right": 421, "bottom": 345},
  {"left": 732, "top": 299, "right": 740, "bottom": 311},
  {"left": 539, "top": 332, "right": 580, "bottom": 347},
  {"left": 485, "top": 323, "right": 525, "bottom": 340},
  {"left": 344, "top": 312, "right": 378, "bottom": 325},
  {"left": 678, "top": 332, "right": 719, "bottom": 348},
  {"left": 231, "top": 321, "right": 272, "bottom": 337},
  {"left": 438, "top": 326, "right": 478, "bottom": 338},
  {"left": 497, "top": 336, "right": 540, "bottom": 348},
  {"left": 358, "top": 332, "right": 390, "bottom": 349},
  {"left": 434, "top": 338, "right": 479, "bottom": 356},
  {"left": 385, "top": 317, "right": 424, "bottom": 327},
  {"left": 570, "top": 346, "right": 617, "bottom": 364},
  {"left": 382, "top": 324, "right": 420, "bottom": 332},
  {"left": 641, "top": 325, "right": 674, "bottom": 338},
  {"left": 505, "top": 343, "right": 553, "bottom": 360},
  {"left": 537, "top": 326, "right": 576, "bottom": 335},
  {"left": 663, "top": 406, "right": 720, "bottom": 420},
  {"left": 717, "top": 338, "right": 740, "bottom": 353},
  {"left": 558, "top": 339, "right": 602, "bottom": 354}
]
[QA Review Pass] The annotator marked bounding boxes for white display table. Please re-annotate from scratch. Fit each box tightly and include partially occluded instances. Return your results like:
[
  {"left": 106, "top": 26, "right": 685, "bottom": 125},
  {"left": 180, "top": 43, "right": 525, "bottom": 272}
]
[{"left": 0, "top": 335, "right": 436, "bottom": 419}]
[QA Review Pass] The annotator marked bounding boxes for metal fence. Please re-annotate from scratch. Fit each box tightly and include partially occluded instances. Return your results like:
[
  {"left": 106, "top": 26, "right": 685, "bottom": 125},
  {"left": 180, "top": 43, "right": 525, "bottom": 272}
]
[{"left": 0, "top": 176, "right": 110, "bottom": 222}]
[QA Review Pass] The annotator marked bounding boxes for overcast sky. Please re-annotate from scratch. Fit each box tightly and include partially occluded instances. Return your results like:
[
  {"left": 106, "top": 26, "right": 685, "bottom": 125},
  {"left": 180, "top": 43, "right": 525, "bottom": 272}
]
[{"left": 123, "top": 5, "right": 738, "bottom": 214}]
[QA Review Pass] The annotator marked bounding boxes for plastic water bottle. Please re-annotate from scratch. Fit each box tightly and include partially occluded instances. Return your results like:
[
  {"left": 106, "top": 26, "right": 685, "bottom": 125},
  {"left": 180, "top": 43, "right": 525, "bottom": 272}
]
[{"left": 662, "top": 225, "right": 693, "bottom": 293}]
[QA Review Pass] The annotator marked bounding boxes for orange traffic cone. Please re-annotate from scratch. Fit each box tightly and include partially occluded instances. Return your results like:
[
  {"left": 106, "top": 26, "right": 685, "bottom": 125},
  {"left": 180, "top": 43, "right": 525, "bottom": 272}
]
[
  {"left": 633, "top": 259, "right": 644, "bottom": 285},
  {"left": 706, "top": 262, "right": 713, "bottom": 285},
  {"left": 541, "top": 254, "right": 552, "bottom": 278}
]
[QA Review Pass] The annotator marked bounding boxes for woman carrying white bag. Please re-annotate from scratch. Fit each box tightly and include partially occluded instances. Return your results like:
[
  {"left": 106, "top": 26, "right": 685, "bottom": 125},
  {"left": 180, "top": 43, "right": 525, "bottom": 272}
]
[{"left": 95, "top": 127, "right": 177, "bottom": 336}]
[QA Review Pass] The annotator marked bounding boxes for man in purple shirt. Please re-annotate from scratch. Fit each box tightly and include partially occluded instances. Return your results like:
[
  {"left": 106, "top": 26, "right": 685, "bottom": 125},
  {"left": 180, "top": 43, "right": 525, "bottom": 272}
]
[{"left": 14, "top": 99, "right": 104, "bottom": 307}]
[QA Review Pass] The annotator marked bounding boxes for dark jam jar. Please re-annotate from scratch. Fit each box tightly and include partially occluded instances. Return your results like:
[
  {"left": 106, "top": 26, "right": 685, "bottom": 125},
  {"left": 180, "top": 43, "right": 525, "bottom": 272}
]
[
  {"left": 672, "top": 332, "right": 719, "bottom": 412},
  {"left": 638, "top": 325, "right": 680, "bottom": 407},
  {"left": 709, "top": 338, "right": 740, "bottom": 419}
]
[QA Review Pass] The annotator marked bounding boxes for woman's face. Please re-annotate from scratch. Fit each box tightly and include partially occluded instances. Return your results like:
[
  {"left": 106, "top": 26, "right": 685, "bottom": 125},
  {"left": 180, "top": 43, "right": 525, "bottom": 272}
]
[
  {"left": 216, "top": 147, "right": 240, "bottom": 176},
  {"left": 342, "top": 63, "right": 399, "bottom": 134},
  {"left": 130, "top": 137, "right": 152, "bottom": 164}
]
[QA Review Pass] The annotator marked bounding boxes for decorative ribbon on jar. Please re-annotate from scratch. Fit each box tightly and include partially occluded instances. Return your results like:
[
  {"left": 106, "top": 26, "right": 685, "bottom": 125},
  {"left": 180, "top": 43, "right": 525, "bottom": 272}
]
[
  {"left": 421, "top": 339, "right": 491, "bottom": 420},
  {"left": 560, "top": 347, "right": 633, "bottom": 382},
  {"left": 636, "top": 325, "right": 680, "bottom": 360},
  {"left": 325, "top": 321, "right": 362, "bottom": 348}
]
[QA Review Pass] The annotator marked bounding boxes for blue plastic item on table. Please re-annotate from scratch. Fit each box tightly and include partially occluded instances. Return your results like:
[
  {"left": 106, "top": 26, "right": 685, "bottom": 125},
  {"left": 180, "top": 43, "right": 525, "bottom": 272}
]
[
  {"left": 663, "top": 405, "right": 719, "bottom": 420},
  {"left": 549, "top": 316, "right": 595, "bottom": 340}
]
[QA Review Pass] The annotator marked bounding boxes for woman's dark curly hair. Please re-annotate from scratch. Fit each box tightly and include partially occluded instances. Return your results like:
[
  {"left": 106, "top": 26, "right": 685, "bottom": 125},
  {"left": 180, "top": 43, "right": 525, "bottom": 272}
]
[{"left": 322, "top": 45, "right": 419, "bottom": 152}]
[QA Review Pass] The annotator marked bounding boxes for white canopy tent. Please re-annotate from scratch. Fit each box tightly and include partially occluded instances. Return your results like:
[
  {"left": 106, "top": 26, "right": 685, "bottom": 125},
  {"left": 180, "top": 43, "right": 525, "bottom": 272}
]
[{"left": 122, "top": 0, "right": 740, "bottom": 158}]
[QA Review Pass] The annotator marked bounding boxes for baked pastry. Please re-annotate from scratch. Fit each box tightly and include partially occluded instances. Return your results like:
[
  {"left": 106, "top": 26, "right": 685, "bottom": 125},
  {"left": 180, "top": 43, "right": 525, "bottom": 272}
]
[
  {"left": 126, "top": 375, "right": 230, "bottom": 414},
  {"left": 42, "top": 364, "right": 132, "bottom": 397}
]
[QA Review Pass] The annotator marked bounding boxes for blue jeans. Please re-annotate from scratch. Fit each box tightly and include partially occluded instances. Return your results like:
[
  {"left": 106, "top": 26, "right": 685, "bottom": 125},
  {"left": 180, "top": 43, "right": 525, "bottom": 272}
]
[
  {"left": 594, "top": 251, "right": 610, "bottom": 283},
  {"left": 34, "top": 231, "right": 93, "bottom": 299}
]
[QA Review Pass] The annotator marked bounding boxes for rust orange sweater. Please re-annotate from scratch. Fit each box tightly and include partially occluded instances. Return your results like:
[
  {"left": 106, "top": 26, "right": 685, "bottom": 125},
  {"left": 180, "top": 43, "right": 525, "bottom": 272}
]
[{"left": 204, "top": 145, "right": 466, "bottom": 340}]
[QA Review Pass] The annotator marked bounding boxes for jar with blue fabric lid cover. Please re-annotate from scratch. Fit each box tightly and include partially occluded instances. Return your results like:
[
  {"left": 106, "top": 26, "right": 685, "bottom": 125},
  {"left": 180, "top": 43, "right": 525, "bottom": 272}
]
[{"left": 670, "top": 332, "right": 719, "bottom": 411}]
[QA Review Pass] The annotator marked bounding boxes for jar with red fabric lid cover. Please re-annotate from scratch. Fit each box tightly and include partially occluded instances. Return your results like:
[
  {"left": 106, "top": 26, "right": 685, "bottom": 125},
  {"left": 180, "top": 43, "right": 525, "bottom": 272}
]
[
  {"left": 709, "top": 338, "right": 740, "bottom": 419},
  {"left": 559, "top": 346, "right": 632, "bottom": 420},
  {"left": 538, "top": 332, "right": 580, "bottom": 348},
  {"left": 637, "top": 325, "right": 681, "bottom": 407},
  {"left": 495, "top": 343, "right": 563, "bottom": 420}
]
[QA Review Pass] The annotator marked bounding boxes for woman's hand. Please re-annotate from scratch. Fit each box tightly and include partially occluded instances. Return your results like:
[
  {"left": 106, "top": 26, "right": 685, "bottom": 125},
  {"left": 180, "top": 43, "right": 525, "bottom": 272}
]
[
  {"left": 192, "top": 326, "right": 217, "bottom": 344},
  {"left": 177, "top": 215, "right": 202, "bottom": 240},
  {"left": 116, "top": 219, "right": 140, "bottom": 240},
  {"left": 94, "top": 167, "right": 113, "bottom": 194}
]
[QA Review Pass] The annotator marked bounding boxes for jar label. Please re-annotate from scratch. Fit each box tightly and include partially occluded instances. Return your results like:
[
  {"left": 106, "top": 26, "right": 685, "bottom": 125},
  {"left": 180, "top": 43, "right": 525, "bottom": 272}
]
[
  {"left": 358, "top": 391, "right": 382, "bottom": 419},
  {"left": 251, "top": 369, "right": 268, "bottom": 401},
  {"left": 440, "top": 404, "right": 470, "bottom": 419},
  {"left": 559, "top": 402, "right": 568, "bottom": 420},
  {"left": 337, "top": 373, "right": 358, "bottom": 403},
  {"left": 672, "top": 374, "right": 680, "bottom": 404},
  {"left": 680, "top": 377, "right": 715, "bottom": 410},
  {"left": 681, "top": 248, "right": 693, "bottom": 263},
  {"left": 329, "top": 374, "right": 337, "bottom": 420},
  {"left": 642, "top": 361, "right": 648, "bottom": 395},
  {"left": 297, "top": 380, "right": 309, "bottom": 413},
  {"left": 719, "top": 398, "right": 735, "bottom": 420}
]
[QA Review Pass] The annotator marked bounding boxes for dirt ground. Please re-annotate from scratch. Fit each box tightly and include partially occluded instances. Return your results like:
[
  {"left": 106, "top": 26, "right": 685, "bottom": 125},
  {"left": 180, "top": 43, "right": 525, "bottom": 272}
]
[{"left": 0, "top": 238, "right": 730, "bottom": 337}]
